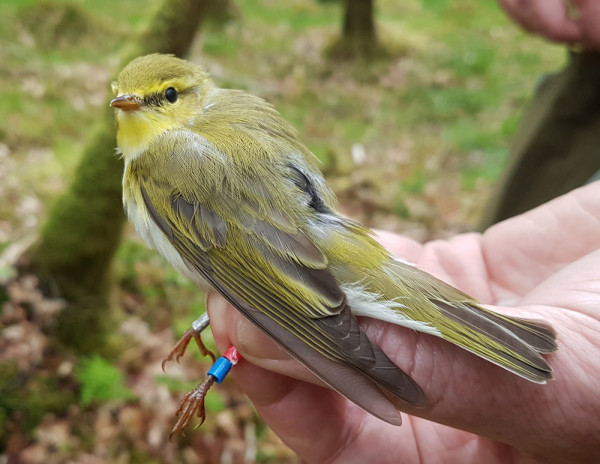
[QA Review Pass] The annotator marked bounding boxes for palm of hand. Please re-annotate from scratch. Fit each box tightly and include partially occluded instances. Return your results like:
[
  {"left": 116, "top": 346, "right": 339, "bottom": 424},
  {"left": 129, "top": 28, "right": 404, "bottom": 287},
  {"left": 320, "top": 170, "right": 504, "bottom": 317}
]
[{"left": 207, "top": 183, "right": 600, "bottom": 464}]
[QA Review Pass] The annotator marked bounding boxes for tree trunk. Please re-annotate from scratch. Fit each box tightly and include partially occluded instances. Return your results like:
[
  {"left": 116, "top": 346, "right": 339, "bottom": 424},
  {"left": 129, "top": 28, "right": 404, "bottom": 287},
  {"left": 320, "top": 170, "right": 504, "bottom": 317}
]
[
  {"left": 29, "top": 0, "right": 210, "bottom": 354},
  {"left": 343, "top": 0, "right": 376, "bottom": 42},
  {"left": 330, "top": 0, "right": 379, "bottom": 59}
]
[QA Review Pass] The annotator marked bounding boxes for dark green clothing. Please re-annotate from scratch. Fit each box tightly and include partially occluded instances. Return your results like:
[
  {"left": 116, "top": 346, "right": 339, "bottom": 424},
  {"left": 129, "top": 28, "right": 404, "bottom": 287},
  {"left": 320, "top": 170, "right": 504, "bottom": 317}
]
[{"left": 480, "top": 51, "right": 600, "bottom": 230}]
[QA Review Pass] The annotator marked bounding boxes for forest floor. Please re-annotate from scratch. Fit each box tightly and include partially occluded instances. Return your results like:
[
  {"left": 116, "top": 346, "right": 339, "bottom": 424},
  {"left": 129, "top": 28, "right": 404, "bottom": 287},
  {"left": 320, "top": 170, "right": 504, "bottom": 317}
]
[{"left": 0, "top": 0, "right": 564, "bottom": 462}]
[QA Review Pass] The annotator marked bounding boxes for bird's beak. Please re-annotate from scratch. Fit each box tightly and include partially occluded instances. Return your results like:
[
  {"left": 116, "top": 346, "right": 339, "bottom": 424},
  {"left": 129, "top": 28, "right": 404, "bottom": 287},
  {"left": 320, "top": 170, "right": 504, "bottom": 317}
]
[{"left": 110, "top": 94, "right": 142, "bottom": 111}]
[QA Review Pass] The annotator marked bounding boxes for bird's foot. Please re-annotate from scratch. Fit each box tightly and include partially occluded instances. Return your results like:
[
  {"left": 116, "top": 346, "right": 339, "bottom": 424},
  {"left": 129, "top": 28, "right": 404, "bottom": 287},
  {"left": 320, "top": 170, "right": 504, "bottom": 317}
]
[
  {"left": 170, "top": 375, "right": 215, "bottom": 438},
  {"left": 162, "top": 313, "right": 216, "bottom": 371},
  {"left": 169, "top": 345, "right": 240, "bottom": 437}
]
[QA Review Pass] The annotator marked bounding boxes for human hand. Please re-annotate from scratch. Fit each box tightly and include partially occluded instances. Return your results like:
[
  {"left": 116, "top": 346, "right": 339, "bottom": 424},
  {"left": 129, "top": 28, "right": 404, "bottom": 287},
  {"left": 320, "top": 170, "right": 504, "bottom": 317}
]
[
  {"left": 207, "top": 181, "right": 600, "bottom": 463},
  {"left": 499, "top": 0, "right": 600, "bottom": 51}
]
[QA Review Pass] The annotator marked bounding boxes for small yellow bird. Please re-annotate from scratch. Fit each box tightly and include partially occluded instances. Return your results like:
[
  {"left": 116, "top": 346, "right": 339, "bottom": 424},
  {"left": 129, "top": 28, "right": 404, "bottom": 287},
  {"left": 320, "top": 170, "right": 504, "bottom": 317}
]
[{"left": 111, "top": 54, "right": 556, "bottom": 432}]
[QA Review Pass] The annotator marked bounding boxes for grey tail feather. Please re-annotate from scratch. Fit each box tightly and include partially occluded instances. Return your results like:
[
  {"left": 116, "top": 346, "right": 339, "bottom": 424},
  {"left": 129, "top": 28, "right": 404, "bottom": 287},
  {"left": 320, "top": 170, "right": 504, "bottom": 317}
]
[
  {"left": 475, "top": 306, "right": 557, "bottom": 354},
  {"left": 435, "top": 301, "right": 555, "bottom": 383}
]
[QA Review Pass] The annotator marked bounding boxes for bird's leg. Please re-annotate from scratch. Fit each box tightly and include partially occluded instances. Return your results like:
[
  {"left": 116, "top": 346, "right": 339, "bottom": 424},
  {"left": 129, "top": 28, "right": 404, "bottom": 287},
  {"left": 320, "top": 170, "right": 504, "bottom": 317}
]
[
  {"left": 162, "top": 312, "right": 216, "bottom": 371},
  {"left": 170, "top": 375, "right": 215, "bottom": 438},
  {"left": 170, "top": 345, "right": 241, "bottom": 437}
]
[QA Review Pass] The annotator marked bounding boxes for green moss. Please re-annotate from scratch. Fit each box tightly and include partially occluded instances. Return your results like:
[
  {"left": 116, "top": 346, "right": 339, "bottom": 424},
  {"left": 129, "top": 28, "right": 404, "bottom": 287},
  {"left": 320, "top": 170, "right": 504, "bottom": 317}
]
[
  {"left": 0, "top": 360, "right": 76, "bottom": 444},
  {"left": 76, "top": 355, "right": 134, "bottom": 406}
]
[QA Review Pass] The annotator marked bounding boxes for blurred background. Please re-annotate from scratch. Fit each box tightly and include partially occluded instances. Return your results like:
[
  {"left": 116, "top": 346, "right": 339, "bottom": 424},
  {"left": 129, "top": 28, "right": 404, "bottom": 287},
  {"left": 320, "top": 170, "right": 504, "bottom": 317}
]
[{"left": 0, "top": 0, "right": 565, "bottom": 462}]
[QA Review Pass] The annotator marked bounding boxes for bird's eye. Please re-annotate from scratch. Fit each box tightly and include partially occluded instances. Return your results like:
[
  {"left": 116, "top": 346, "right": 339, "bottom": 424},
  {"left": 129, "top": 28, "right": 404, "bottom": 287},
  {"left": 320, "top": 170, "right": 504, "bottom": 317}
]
[{"left": 165, "top": 87, "right": 178, "bottom": 103}]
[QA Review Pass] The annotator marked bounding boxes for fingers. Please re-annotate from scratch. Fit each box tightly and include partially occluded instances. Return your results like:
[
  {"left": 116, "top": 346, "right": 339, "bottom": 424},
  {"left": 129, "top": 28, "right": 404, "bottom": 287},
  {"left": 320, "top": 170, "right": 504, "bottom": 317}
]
[
  {"left": 498, "top": 0, "right": 581, "bottom": 44},
  {"left": 207, "top": 293, "right": 416, "bottom": 463},
  {"left": 206, "top": 292, "right": 577, "bottom": 457},
  {"left": 482, "top": 182, "right": 600, "bottom": 299},
  {"left": 207, "top": 295, "right": 553, "bottom": 462},
  {"left": 224, "top": 357, "right": 354, "bottom": 462},
  {"left": 521, "top": 248, "right": 600, "bottom": 321},
  {"left": 221, "top": 349, "right": 430, "bottom": 463},
  {"left": 572, "top": 0, "right": 600, "bottom": 50},
  {"left": 499, "top": 0, "right": 600, "bottom": 51}
]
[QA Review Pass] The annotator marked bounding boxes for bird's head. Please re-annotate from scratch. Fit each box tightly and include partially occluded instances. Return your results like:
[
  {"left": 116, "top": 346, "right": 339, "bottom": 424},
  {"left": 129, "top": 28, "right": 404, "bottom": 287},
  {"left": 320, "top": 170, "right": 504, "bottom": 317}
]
[{"left": 110, "top": 54, "right": 212, "bottom": 160}]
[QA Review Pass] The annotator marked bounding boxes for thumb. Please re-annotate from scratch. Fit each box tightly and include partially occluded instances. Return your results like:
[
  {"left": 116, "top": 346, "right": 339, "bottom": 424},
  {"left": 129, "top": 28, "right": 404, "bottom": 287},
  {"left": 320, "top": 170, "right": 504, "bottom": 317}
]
[{"left": 205, "top": 292, "right": 319, "bottom": 385}]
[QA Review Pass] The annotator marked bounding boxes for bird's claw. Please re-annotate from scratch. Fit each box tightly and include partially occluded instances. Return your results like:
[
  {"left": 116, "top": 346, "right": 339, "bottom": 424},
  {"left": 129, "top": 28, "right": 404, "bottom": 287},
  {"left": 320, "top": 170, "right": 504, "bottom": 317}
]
[
  {"left": 170, "top": 375, "right": 216, "bottom": 438},
  {"left": 162, "top": 314, "right": 216, "bottom": 372},
  {"left": 162, "top": 328, "right": 194, "bottom": 371},
  {"left": 192, "top": 330, "right": 217, "bottom": 362}
]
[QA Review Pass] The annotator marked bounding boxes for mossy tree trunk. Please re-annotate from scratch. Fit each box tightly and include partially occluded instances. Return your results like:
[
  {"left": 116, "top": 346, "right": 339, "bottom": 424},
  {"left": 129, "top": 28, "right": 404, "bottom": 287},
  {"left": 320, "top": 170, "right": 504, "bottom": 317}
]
[
  {"left": 29, "top": 0, "right": 211, "bottom": 354},
  {"left": 330, "top": 0, "right": 379, "bottom": 59}
]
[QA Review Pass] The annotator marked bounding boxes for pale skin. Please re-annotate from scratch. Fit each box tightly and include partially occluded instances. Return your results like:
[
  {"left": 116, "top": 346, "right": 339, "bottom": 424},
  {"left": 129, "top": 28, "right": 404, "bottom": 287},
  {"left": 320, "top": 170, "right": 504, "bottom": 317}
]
[
  {"left": 498, "top": 0, "right": 600, "bottom": 50},
  {"left": 206, "top": 181, "right": 600, "bottom": 463}
]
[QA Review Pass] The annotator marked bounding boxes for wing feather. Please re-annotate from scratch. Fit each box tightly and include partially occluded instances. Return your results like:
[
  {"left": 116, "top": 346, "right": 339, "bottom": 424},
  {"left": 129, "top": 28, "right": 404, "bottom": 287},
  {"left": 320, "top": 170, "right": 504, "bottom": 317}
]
[{"left": 137, "top": 175, "right": 426, "bottom": 418}]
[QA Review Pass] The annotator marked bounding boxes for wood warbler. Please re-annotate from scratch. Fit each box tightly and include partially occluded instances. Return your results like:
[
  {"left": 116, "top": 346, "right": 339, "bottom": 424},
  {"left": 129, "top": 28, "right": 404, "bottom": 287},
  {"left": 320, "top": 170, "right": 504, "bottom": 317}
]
[{"left": 111, "top": 54, "right": 556, "bottom": 429}]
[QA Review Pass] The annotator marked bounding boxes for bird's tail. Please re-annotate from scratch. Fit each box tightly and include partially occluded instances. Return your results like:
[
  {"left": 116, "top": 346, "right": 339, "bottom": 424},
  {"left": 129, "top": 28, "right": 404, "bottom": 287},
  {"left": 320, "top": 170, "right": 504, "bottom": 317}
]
[
  {"left": 364, "top": 259, "right": 558, "bottom": 383},
  {"left": 432, "top": 299, "right": 556, "bottom": 383}
]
